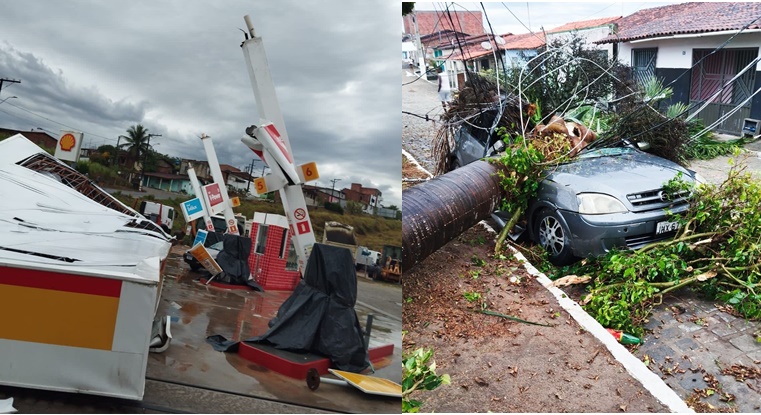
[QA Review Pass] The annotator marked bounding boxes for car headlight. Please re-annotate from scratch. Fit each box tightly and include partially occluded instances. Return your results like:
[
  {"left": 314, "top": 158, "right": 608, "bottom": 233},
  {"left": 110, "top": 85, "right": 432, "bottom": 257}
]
[{"left": 577, "top": 193, "right": 628, "bottom": 214}]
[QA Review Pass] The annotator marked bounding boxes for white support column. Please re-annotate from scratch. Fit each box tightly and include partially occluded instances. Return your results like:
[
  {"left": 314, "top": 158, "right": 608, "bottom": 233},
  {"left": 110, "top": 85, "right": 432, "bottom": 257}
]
[
  {"left": 200, "top": 134, "right": 240, "bottom": 235},
  {"left": 187, "top": 165, "right": 214, "bottom": 232}
]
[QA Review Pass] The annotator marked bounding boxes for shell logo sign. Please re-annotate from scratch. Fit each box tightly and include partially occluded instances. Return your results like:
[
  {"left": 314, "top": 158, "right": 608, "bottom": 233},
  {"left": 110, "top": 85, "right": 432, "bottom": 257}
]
[
  {"left": 54, "top": 130, "right": 84, "bottom": 163},
  {"left": 59, "top": 133, "right": 76, "bottom": 151}
]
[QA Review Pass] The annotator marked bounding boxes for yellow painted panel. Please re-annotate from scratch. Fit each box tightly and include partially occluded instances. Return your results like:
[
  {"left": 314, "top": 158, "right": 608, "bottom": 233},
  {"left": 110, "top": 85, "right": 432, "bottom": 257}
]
[
  {"left": 329, "top": 369, "right": 402, "bottom": 397},
  {"left": 0, "top": 285, "right": 119, "bottom": 350},
  {"left": 300, "top": 162, "right": 319, "bottom": 182},
  {"left": 254, "top": 177, "right": 268, "bottom": 194}
]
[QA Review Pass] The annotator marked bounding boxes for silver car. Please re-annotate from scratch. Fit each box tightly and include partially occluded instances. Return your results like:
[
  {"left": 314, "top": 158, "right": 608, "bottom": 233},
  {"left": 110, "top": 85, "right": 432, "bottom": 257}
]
[{"left": 449, "top": 121, "right": 702, "bottom": 265}]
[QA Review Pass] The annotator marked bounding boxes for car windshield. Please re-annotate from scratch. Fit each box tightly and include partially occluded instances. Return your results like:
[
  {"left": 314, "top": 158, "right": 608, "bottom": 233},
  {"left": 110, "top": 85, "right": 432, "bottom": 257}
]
[{"left": 576, "top": 146, "right": 636, "bottom": 160}]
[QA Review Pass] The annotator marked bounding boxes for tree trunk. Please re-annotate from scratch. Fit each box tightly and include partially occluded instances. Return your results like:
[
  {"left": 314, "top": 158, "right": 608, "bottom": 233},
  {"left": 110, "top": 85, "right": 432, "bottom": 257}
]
[{"left": 403, "top": 160, "right": 504, "bottom": 271}]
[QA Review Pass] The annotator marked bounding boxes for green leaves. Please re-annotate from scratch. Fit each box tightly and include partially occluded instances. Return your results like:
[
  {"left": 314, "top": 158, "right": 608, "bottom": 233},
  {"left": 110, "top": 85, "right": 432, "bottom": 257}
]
[
  {"left": 463, "top": 291, "right": 482, "bottom": 302},
  {"left": 402, "top": 347, "right": 450, "bottom": 413},
  {"left": 571, "top": 162, "right": 761, "bottom": 335}
]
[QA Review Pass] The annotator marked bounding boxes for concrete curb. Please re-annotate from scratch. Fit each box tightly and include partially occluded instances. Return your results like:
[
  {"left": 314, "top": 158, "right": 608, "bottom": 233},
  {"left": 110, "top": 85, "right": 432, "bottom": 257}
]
[
  {"left": 402, "top": 148, "right": 692, "bottom": 412},
  {"left": 478, "top": 220, "right": 693, "bottom": 413},
  {"left": 402, "top": 148, "right": 434, "bottom": 178}
]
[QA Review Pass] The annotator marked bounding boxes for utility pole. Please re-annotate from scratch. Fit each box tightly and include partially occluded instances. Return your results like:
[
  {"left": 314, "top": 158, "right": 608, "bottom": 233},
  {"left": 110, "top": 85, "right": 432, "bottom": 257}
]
[
  {"left": 330, "top": 178, "right": 341, "bottom": 203},
  {"left": 412, "top": 12, "right": 426, "bottom": 76},
  {"left": 141, "top": 133, "right": 161, "bottom": 191},
  {"left": 114, "top": 135, "right": 128, "bottom": 167},
  {"left": 0, "top": 78, "right": 20, "bottom": 97},
  {"left": 245, "top": 158, "right": 256, "bottom": 193}
]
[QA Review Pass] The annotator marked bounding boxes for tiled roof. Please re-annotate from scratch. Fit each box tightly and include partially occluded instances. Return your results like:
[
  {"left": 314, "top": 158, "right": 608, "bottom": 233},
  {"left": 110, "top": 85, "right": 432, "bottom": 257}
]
[
  {"left": 403, "top": 11, "right": 485, "bottom": 36},
  {"left": 420, "top": 30, "right": 470, "bottom": 49},
  {"left": 503, "top": 32, "right": 545, "bottom": 50},
  {"left": 219, "top": 164, "right": 241, "bottom": 172},
  {"left": 547, "top": 16, "right": 620, "bottom": 33},
  {"left": 447, "top": 32, "right": 545, "bottom": 61},
  {"left": 597, "top": 2, "right": 761, "bottom": 44},
  {"left": 447, "top": 40, "right": 499, "bottom": 61},
  {"left": 144, "top": 172, "right": 188, "bottom": 180}
]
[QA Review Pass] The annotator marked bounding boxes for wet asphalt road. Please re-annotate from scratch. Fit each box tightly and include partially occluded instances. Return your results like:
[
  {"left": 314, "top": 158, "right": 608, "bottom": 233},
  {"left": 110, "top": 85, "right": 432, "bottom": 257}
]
[{"left": 1, "top": 244, "right": 402, "bottom": 414}]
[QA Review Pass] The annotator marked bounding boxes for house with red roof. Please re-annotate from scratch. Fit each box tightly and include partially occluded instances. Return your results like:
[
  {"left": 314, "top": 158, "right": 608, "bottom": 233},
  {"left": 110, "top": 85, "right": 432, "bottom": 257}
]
[
  {"left": 441, "top": 15, "right": 621, "bottom": 91},
  {"left": 403, "top": 10, "right": 485, "bottom": 71},
  {"left": 403, "top": 10, "right": 484, "bottom": 38},
  {"left": 595, "top": 2, "right": 761, "bottom": 135},
  {"left": 545, "top": 16, "right": 621, "bottom": 57}
]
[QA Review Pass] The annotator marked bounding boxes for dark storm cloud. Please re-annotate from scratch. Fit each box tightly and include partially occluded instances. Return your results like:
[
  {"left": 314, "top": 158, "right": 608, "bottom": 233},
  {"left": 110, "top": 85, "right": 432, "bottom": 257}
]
[
  {"left": 0, "top": 1, "right": 401, "bottom": 206},
  {"left": 0, "top": 44, "right": 148, "bottom": 131}
]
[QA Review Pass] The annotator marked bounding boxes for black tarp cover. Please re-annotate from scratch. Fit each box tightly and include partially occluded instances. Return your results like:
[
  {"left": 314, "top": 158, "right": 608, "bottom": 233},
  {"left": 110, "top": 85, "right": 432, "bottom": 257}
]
[
  {"left": 214, "top": 233, "right": 252, "bottom": 285},
  {"left": 207, "top": 243, "right": 370, "bottom": 373},
  {"left": 198, "top": 233, "right": 262, "bottom": 291}
]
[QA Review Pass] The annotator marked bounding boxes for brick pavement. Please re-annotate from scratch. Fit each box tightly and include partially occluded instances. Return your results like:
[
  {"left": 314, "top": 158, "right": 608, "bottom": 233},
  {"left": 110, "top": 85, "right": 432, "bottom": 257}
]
[
  {"left": 635, "top": 139, "right": 761, "bottom": 413},
  {"left": 638, "top": 289, "right": 761, "bottom": 412}
]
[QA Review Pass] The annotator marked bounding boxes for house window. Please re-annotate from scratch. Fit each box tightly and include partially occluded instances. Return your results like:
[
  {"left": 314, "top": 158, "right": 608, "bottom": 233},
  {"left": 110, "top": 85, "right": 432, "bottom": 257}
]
[
  {"left": 285, "top": 241, "right": 298, "bottom": 271},
  {"left": 255, "top": 224, "right": 268, "bottom": 254},
  {"left": 631, "top": 48, "right": 657, "bottom": 87}
]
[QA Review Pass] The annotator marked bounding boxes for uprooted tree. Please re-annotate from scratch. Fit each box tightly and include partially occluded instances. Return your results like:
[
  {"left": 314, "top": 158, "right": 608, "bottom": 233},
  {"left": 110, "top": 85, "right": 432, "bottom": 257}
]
[
  {"left": 429, "top": 32, "right": 759, "bottom": 338},
  {"left": 565, "top": 163, "right": 761, "bottom": 337}
]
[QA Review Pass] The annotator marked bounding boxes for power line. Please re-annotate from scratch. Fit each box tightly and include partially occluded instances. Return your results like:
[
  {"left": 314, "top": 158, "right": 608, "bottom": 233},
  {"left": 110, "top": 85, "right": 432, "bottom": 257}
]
[
  {"left": 0, "top": 78, "right": 21, "bottom": 96},
  {"left": 2, "top": 100, "right": 120, "bottom": 143}
]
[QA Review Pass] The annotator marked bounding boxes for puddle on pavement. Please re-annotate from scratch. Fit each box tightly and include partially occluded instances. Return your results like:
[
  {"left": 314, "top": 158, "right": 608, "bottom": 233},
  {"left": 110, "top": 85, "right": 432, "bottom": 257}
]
[{"left": 148, "top": 250, "right": 401, "bottom": 412}]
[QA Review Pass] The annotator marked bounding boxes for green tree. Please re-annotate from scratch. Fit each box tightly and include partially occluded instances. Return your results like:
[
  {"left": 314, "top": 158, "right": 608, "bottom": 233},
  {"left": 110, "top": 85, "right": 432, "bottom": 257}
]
[
  {"left": 496, "top": 33, "right": 625, "bottom": 119},
  {"left": 121, "top": 124, "right": 152, "bottom": 170},
  {"left": 345, "top": 201, "right": 365, "bottom": 215}
]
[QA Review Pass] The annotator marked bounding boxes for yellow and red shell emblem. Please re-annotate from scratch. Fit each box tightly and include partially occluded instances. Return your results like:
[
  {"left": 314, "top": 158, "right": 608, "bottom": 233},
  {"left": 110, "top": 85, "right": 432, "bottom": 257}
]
[{"left": 59, "top": 133, "right": 76, "bottom": 151}]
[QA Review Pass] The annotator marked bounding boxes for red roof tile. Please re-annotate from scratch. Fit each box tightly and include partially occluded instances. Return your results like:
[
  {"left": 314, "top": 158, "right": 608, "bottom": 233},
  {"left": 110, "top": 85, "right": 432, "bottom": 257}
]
[
  {"left": 502, "top": 32, "right": 545, "bottom": 50},
  {"left": 597, "top": 2, "right": 761, "bottom": 44},
  {"left": 219, "top": 164, "right": 241, "bottom": 172},
  {"left": 547, "top": 16, "right": 620, "bottom": 33},
  {"left": 403, "top": 11, "right": 484, "bottom": 37},
  {"left": 446, "top": 33, "right": 545, "bottom": 61}
]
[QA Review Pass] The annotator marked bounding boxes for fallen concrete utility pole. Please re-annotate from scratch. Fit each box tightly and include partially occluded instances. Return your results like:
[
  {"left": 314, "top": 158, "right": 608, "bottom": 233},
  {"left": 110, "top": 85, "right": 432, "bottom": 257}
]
[{"left": 402, "top": 160, "right": 505, "bottom": 271}]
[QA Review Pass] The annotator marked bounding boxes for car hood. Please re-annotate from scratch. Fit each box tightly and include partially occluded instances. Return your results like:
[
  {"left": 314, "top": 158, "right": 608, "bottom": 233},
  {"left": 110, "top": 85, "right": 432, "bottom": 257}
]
[{"left": 545, "top": 149, "right": 692, "bottom": 197}]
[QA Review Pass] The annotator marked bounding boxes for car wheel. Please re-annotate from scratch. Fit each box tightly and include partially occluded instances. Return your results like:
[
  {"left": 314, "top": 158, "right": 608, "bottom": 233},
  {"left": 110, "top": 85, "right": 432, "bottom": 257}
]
[{"left": 534, "top": 209, "right": 576, "bottom": 266}]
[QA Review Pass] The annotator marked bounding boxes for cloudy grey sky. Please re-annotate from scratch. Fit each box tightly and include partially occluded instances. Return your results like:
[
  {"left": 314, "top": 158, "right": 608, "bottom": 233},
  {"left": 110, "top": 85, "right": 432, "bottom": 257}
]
[
  {"left": 0, "top": 1, "right": 401, "bottom": 207},
  {"left": 411, "top": 1, "right": 683, "bottom": 35}
]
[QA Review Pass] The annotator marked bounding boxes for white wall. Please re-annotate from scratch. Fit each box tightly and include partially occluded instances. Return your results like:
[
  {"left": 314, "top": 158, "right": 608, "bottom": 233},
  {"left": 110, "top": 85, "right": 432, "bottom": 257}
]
[{"left": 618, "top": 31, "right": 761, "bottom": 70}]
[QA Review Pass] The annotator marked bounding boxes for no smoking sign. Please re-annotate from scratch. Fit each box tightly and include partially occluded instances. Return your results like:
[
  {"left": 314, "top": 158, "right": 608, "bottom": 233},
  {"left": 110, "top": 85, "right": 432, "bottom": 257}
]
[{"left": 294, "top": 208, "right": 306, "bottom": 221}]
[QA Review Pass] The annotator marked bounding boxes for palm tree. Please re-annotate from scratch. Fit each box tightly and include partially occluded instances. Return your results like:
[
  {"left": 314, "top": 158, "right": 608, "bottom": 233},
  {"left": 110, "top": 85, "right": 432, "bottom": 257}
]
[{"left": 121, "top": 124, "right": 151, "bottom": 171}]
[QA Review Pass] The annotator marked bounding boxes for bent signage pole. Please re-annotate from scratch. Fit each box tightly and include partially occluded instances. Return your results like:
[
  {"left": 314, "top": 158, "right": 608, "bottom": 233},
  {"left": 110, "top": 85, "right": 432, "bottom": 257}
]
[
  {"left": 239, "top": 16, "right": 319, "bottom": 274},
  {"left": 200, "top": 134, "right": 240, "bottom": 236},
  {"left": 186, "top": 165, "right": 214, "bottom": 232}
]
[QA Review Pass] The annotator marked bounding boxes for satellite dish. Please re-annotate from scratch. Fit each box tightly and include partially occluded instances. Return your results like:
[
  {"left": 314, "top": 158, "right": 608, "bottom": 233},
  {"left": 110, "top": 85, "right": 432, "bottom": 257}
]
[
  {"left": 495, "top": 37, "right": 506, "bottom": 45},
  {"left": 480, "top": 41, "right": 492, "bottom": 50}
]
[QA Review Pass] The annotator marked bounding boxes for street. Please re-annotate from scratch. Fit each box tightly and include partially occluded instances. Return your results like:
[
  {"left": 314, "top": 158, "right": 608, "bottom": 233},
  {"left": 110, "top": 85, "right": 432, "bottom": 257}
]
[
  {"left": 402, "top": 65, "right": 761, "bottom": 412},
  {"left": 1, "top": 244, "right": 402, "bottom": 414}
]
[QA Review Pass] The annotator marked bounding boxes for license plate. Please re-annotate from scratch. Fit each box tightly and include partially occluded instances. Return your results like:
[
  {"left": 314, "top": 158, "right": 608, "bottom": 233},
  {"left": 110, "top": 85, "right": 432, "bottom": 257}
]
[{"left": 656, "top": 220, "right": 681, "bottom": 235}]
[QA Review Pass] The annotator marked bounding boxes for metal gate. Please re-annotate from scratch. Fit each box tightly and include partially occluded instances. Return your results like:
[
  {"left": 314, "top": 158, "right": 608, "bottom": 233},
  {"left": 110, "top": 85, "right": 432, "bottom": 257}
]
[{"left": 689, "top": 48, "right": 758, "bottom": 134}]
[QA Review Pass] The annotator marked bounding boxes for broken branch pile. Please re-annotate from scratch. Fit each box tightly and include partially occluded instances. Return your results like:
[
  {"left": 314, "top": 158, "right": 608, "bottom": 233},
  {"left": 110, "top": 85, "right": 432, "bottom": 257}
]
[{"left": 567, "top": 165, "right": 761, "bottom": 336}]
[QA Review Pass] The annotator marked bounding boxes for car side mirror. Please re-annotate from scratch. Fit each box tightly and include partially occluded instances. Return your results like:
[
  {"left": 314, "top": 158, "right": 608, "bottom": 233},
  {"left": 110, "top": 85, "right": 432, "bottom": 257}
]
[
  {"left": 491, "top": 140, "right": 506, "bottom": 154},
  {"left": 637, "top": 141, "right": 651, "bottom": 151}
]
